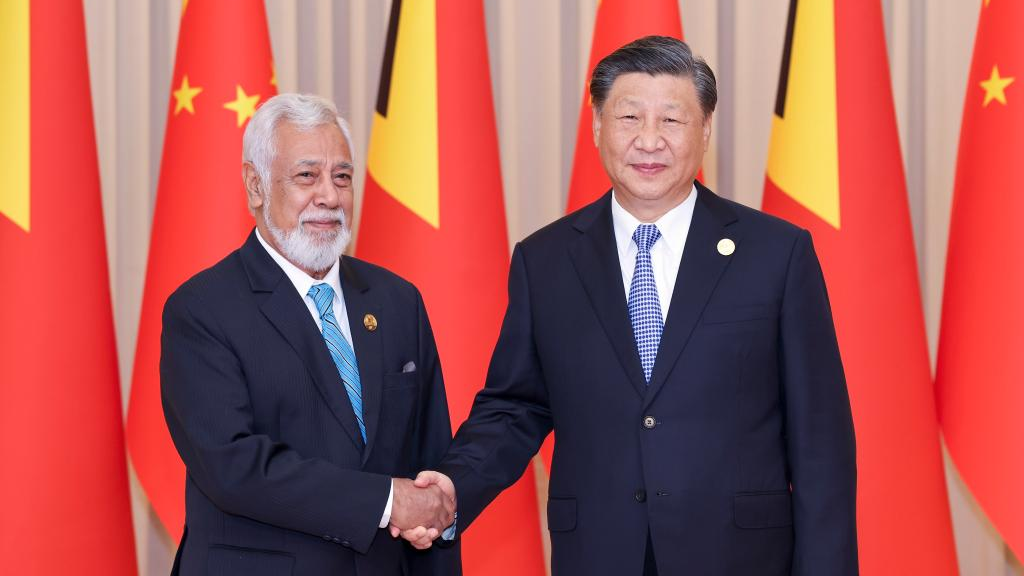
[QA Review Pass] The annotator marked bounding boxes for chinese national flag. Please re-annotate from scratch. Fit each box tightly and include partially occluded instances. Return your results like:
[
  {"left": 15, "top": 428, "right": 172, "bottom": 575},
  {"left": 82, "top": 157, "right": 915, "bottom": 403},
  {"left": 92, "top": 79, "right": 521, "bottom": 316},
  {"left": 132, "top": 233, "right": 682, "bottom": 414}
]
[
  {"left": 565, "top": 0, "right": 684, "bottom": 213},
  {"left": 761, "top": 1, "right": 958, "bottom": 574},
  {"left": 126, "top": 0, "right": 276, "bottom": 537},
  {"left": 0, "top": 0, "right": 137, "bottom": 573},
  {"left": 355, "top": 1, "right": 545, "bottom": 574},
  {"left": 936, "top": 0, "right": 1024, "bottom": 560}
]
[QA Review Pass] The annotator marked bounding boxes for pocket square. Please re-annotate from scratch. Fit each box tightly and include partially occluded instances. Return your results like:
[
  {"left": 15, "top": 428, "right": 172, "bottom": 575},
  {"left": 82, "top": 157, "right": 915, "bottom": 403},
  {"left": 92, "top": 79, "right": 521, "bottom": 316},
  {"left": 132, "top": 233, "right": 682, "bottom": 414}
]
[{"left": 401, "top": 361, "right": 416, "bottom": 373}]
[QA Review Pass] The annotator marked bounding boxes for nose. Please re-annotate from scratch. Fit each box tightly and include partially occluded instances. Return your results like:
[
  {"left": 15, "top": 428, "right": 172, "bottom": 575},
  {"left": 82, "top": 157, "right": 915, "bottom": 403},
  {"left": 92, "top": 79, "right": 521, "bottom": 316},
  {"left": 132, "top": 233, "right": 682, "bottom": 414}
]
[
  {"left": 634, "top": 119, "right": 666, "bottom": 152},
  {"left": 313, "top": 175, "right": 341, "bottom": 209}
]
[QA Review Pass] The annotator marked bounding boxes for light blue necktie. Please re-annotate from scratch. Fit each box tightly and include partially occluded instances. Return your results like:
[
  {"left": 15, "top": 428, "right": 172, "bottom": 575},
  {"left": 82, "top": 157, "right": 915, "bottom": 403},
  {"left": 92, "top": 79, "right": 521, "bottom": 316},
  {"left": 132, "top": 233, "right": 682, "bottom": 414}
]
[
  {"left": 308, "top": 283, "right": 366, "bottom": 441},
  {"left": 628, "top": 224, "right": 664, "bottom": 384}
]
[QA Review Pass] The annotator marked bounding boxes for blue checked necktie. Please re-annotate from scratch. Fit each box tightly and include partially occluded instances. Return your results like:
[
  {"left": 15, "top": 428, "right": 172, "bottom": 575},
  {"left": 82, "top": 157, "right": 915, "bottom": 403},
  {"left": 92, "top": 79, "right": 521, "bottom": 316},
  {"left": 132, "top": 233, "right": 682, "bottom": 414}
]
[
  {"left": 628, "top": 224, "right": 664, "bottom": 384},
  {"left": 308, "top": 283, "right": 366, "bottom": 441}
]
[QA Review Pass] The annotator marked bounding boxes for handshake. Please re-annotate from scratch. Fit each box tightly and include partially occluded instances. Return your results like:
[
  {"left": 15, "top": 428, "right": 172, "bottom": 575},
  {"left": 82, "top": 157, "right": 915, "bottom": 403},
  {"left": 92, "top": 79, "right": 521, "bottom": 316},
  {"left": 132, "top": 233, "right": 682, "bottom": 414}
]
[{"left": 388, "top": 471, "right": 455, "bottom": 549}]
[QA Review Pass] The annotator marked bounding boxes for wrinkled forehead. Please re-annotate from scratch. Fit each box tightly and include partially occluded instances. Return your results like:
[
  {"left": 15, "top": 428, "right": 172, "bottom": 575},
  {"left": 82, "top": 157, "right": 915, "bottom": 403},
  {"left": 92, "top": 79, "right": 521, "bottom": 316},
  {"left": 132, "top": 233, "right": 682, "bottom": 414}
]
[
  {"left": 273, "top": 123, "right": 352, "bottom": 164},
  {"left": 605, "top": 73, "right": 699, "bottom": 108}
]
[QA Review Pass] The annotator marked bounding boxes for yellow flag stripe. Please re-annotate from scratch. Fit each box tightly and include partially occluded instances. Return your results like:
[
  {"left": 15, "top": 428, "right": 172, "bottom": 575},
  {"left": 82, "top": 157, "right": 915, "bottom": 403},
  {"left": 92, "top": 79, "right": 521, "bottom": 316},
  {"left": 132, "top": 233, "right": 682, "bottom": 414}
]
[
  {"left": 766, "top": 0, "right": 840, "bottom": 230},
  {"left": 0, "top": 0, "right": 30, "bottom": 232},
  {"left": 367, "top": 0, "right": 440, "bottom": 229}
]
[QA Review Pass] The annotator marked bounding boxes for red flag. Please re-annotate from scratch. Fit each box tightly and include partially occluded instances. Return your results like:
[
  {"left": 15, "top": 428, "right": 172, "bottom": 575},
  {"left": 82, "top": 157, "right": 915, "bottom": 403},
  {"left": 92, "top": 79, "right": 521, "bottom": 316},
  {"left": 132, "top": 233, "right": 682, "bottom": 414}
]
[
  {"left": 126, "top": 0, "right": 276, "bottom": 536},
  {"left": 565, "top": 0, "right": 684, "bottom": 213},
  {"left": 761, "top": 1, "right": 958, "bottom": 574},
  {"left": 355, "top": 0, "right": 545, "bottom": 573},
  {"left": 936, "top": 0, "right": 1024, "bottom": 559},
  {"left": 0, "top": 0, "right": 137, "bottom": 572}
]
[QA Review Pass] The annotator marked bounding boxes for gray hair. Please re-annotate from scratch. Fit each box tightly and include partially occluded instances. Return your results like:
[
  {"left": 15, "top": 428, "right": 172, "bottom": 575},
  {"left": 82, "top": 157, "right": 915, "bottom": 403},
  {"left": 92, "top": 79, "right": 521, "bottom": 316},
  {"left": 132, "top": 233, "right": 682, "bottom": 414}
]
[
  {"left": 589, "top": 35, "right": 717, "bottom": 119},
  {"left": 243, "top": 93, "right": 355, "bottom": 197}
]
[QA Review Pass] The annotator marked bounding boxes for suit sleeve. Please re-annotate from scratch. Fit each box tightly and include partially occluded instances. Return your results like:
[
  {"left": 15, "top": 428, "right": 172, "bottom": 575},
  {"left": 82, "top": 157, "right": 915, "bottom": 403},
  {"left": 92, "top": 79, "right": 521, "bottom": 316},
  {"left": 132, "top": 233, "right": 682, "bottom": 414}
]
[
  {"left": 160, "top": 287, "right": 390, "bottom": 554},
  {"left": 780, "top": 230, "right": 858, "bottom": 575},
  {"left": 437, "top": 244, "right": 553, "bottom": 532},
  {"left": 411, "top": 288, "right": 454, "bottom": 474},
  {"left": 407, "top": 288, "right": 463, "bottom": 575}
]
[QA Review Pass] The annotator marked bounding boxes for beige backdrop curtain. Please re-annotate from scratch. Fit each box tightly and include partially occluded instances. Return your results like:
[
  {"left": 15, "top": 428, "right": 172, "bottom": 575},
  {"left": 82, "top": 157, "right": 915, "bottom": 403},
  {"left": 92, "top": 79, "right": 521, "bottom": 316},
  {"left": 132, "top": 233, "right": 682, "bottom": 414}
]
[{"left": 81, "top": 1, "right": 1019, "bottom": 574}]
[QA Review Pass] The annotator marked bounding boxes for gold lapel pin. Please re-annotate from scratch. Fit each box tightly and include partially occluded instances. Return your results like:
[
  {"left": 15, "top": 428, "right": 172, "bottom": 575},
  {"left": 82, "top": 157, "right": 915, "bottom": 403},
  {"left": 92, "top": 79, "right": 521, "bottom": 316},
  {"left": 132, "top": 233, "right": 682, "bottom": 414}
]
[
  {"left": 363, "top": 313, "right": 378, "bottom": 332},
  {"left": 717, "top": 238, "right": 735, "bottom": 256}
]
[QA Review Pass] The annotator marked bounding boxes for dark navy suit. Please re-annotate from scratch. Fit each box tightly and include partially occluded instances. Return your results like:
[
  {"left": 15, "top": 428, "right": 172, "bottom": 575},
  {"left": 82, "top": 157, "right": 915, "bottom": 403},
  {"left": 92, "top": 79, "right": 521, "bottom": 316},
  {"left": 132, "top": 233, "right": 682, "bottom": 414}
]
[
  {"left": 162, "top": 231, "right": 459, "bottom": 575},
  {"left": 439, "top": 184, "right": 857, "bottom": 575}
]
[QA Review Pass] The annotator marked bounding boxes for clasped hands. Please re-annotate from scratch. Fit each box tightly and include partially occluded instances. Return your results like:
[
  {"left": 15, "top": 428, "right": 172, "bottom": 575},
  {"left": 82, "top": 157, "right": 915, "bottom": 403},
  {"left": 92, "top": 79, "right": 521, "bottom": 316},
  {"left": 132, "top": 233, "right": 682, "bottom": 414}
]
[{"left": 388, "top": 471, "right": 455, "bottom": 549}]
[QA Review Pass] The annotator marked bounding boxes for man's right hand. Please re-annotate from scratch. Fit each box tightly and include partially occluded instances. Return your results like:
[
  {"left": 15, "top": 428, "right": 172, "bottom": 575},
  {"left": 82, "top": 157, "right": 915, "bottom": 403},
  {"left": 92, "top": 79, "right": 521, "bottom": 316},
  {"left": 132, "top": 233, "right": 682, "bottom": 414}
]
[{"left": 388, "top": 477, "right": 455, "bottom": 549}]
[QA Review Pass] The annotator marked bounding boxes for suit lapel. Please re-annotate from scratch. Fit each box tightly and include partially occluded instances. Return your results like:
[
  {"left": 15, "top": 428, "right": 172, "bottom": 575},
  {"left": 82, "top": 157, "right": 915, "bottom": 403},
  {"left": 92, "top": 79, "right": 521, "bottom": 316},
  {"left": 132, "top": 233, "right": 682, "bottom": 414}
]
[
  {"left": 643, "top": 185, "right": 741, "bottom": 409},
  {"left": 241, "top": 232, "right": 365, "bottom": 452},
  {"left": 339, "top": 259, "right": 385, "bottom": 466},
  {"left": 568, "top": 193, "right": 648, "bottom": 397}
]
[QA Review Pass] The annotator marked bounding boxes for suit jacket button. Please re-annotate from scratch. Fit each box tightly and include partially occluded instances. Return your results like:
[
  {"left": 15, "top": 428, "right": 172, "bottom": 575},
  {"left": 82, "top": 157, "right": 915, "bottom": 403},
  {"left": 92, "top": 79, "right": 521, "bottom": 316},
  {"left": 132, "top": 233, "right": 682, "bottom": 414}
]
[
  {"left": 643, "top": 416, "right": 656, "bottom": 429},
  {"left": 323, "top": 535, "right": 332, "bottom": 541},
  {"left": 332, "top": 537, "right": 341, "bottom": 544},
  {"left": 634, "top": 489, "right": 647, "bottom": 503},
  {"left": 341, "top": 540, "right": 352, "bottom": 548}
]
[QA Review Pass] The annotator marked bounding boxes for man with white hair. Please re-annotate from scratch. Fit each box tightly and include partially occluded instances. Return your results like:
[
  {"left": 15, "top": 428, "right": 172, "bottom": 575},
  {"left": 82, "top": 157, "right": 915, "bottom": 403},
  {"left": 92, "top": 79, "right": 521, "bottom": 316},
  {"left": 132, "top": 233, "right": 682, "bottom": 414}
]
[{"left": 161, "top": 93, "right": 460, "bottom": 575}]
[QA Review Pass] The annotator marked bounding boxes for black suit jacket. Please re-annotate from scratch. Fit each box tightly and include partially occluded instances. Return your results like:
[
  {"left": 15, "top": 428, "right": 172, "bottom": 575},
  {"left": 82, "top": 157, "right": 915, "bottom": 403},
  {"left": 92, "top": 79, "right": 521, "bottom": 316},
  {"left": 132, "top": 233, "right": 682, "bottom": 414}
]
[
  {"left": 161, "top": 230, "right": 460, "bottom": 576},
  {"left": 439, "top": 184, "right": 857, "bottom": 575}
]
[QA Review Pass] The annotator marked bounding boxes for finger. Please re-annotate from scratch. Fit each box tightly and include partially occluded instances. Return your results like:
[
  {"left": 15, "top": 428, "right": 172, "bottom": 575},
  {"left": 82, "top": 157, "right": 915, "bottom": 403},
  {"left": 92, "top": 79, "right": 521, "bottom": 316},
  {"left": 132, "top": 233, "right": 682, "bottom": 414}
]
[
  {"left": 414, "top": 470, "right": 440, "bottom": 488},
  {"left": 402, "top": 526, "right": 428, "bottom": 542},
  {"left": 389, "top": 525, "right": 401, "bottom": 538},
  {"left": 411, "top": 529, "right": 438, "bottom": 550}
]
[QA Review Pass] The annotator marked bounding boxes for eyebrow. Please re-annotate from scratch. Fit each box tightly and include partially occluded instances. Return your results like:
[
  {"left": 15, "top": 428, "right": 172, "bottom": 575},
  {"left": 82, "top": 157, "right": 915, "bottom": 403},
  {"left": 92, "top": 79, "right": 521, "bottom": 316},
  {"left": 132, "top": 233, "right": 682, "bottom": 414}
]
[{"left": 294, "top": 159, "right": 354, "bottom": 171}]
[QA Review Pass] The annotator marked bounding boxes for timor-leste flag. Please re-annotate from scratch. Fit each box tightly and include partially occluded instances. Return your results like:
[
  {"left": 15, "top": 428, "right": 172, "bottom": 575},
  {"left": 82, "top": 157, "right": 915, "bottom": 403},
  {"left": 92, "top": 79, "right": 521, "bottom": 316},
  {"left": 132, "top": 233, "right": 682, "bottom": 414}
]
[
  {"left": 355, "top": 1, "right": 545, "bottom": 574},
  {"left": 0, "top": 0, "right": 137, "bottom": 573},
  {"left": 565, "top": 0, "right": 685, "bottom": 213},
  {"left": 761, "top": 1, "right": 958, "bottom": 574},
  {"left": 937, "top": 0, "right": 1024, "bottom": 560},
  {"left": 126, "top": 0, "right": 276, "bottom": 537}
]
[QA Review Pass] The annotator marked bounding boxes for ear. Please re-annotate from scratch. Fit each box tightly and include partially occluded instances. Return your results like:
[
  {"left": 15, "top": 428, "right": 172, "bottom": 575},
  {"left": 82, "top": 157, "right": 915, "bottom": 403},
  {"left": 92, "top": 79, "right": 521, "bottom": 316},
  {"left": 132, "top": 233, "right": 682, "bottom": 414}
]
[
  {"left": 702, "top": 113, "right": 713, "bottom": 151},
  {"left": 243, "top": 162, "right": 264, "bottom": 211},
  {"left": 592, "top": 105, "right": 602, "bottom": 147}
]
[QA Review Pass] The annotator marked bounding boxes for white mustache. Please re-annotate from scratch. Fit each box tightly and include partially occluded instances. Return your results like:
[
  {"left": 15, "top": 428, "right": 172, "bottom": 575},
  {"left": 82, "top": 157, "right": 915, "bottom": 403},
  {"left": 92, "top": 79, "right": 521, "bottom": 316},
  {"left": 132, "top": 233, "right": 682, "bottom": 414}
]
[{"left": 299, "top": 209, "right": 346, "bottom": 226}]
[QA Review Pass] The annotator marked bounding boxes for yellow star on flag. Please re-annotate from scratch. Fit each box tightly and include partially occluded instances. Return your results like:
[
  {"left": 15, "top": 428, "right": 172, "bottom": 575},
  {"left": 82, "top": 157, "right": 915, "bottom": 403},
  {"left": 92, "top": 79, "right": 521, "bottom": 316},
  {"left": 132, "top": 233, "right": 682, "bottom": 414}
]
[
  {"left": 172, "top": 75, "right": 202, "bottom": 115},
  {"left": 981, "top": 65, "right": 1014, "bottom": 106},
  {"left": 223, "top": 85, "right": 260, "bottom": 127}
]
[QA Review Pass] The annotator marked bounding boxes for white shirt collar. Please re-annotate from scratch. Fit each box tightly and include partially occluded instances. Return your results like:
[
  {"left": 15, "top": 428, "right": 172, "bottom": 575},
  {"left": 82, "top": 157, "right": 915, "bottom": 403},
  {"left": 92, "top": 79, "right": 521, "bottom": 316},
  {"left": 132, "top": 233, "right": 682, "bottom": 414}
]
[
  {"left": 255, "top": 227, "right": 343, "bottom": 302},
  {"left": 610, "top": 184, "right": 698, "bottom": 256}
]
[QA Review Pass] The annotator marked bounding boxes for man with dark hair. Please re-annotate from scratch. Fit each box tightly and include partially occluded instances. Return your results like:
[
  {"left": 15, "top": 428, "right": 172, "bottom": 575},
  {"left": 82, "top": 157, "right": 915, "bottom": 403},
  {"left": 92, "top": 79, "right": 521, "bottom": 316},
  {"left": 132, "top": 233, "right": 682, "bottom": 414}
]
[{"left": 415, "top": 36, "right": 858, "bottom": 575}]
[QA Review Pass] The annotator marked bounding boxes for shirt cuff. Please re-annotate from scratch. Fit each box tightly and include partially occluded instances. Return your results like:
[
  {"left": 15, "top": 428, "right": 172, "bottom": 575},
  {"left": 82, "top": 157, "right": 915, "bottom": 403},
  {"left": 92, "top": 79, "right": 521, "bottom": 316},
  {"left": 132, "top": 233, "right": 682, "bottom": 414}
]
[
  {"left": 441, "top": 512, "right": 457, "bottom": 540},
  {"left": 379, "top": 479, "right": 394, "bottom": 528}
]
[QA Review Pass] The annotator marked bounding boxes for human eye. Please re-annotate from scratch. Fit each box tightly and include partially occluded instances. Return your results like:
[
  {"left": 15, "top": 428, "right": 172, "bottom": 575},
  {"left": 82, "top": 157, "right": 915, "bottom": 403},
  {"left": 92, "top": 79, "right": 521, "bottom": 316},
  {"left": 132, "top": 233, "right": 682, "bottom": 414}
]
[{"left": 292, "top": 170, "right": 318, "bottom": 184}]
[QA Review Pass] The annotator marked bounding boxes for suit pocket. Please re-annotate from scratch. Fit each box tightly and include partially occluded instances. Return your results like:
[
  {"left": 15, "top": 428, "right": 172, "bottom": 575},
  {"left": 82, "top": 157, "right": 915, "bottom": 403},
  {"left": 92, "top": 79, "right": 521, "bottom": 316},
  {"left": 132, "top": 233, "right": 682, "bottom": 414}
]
[
  {"left": 383, "top": 370, "right": 418, "bottom": 390},
  {"left": 702, "top": 303, "right": 778, "bottom": 325},
  {"left": 547, "top": 497, "right": 577, "bottom": 532},
  {"left": 733, "top": 490, "right": 793, "bottom": 529},
  {"left": 207, "top": 545, "right": 294, "bottom": 575}
]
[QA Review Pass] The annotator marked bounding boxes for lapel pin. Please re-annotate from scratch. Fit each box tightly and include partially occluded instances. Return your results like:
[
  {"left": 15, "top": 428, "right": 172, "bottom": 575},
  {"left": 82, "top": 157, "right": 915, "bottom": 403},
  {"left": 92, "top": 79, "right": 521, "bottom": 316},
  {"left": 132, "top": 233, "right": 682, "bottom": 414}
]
[
  {"left": 717, "top": 238, "right": 735, "bottom": 256},
  {"left": 363, "top": 313, "right": 378, "bottom": 332}
]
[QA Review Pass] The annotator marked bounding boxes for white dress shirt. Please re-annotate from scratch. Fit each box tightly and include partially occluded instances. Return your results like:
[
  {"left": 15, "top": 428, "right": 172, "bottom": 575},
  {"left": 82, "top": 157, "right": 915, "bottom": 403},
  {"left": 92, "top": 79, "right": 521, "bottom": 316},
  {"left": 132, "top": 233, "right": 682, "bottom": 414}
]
[
  {"left": 255, "top": 229, "right": 394, "bottom": 528},
  {"left": 610, "top": 185, "right": 698, "bottom": 319}
]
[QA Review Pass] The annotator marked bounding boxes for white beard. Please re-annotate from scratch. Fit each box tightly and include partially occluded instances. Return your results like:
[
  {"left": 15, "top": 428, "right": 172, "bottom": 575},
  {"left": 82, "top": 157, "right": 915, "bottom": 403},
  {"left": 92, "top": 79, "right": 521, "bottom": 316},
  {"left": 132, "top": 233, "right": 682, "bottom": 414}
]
[{"left": 263, "top": 201, "right": 351, "bottom": 275}]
